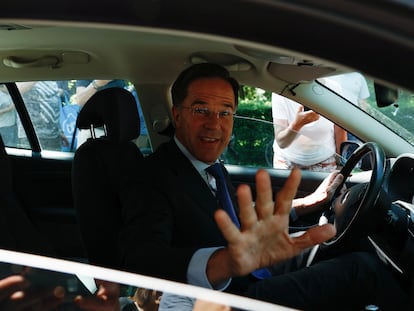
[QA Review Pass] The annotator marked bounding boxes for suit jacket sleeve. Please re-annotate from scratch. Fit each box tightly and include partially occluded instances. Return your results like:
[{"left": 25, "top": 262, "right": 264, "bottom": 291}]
[{"left": 118, "top": 140, "right": 230, "bottom": 283}]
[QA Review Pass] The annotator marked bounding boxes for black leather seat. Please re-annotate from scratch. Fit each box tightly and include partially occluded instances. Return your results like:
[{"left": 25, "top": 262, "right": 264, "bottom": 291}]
[{"left": 72, "top": 87, "right": 144, "bottom": 268}]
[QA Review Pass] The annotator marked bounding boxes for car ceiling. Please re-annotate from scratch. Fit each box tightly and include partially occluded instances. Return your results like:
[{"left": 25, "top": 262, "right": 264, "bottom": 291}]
[
  {"left": 0, "top": 0, "right": 413, "bottom": 156},
  {"left": 0, "top": 0, "right": 413, "bottom": 93},
  {"left": 0, "top": 22, "right": 339, "bottom": 90}
]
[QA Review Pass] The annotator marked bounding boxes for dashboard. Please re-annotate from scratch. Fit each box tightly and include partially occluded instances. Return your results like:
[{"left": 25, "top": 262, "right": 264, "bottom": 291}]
[{"left": 387, "top": 154, "right": 414, "bottom": 204}]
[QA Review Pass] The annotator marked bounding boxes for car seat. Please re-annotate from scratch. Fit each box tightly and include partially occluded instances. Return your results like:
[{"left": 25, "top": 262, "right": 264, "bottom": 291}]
[{"left": 72, "top": 87, "right": 144, "bottom": 269}]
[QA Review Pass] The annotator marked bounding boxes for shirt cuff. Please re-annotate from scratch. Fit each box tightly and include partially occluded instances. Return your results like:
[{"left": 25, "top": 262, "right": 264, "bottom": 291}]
[{"left": 187, "top": 247, "right": 231, "bottom": 291}]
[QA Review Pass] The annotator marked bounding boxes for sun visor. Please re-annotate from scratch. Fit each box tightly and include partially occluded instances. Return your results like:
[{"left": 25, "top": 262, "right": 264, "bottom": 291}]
[{"left": 268, "top": 62, "right": 335, "bottom": 84}]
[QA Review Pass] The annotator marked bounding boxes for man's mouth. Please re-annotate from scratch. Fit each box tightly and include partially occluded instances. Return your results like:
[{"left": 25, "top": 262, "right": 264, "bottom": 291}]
[{"left": 200, "top": 136, "right": 219, "bottom": 143}]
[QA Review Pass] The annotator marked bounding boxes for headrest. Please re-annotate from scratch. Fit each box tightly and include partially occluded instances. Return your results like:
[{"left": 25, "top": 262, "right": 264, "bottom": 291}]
[{"left": 76, "top": 87, "right": 140, "bottom": 143}]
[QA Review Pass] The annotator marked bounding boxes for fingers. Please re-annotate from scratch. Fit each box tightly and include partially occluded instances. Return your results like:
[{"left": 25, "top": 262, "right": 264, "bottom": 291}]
[
  {"left": 74, "top": 295, "right": 120, "bottom": 311},
  {"left": 327, "top": 170, "right": 342, "bottom": 183},
  {"left": 94, "top": 280, "right": 120, "bottom": 297},
  {"left": 0, "top": 275, "right": 28, "bottom": 302},
  {"left": 218, "top": 168, "right": 296, "bottom": 247},
  {"left": 3, "top": 285, "right": 65, "bottom": 311},
  {"left": 36, "top": 287, "right": 66, "bottom": 310},
  {"left": 237, "top": 168, "right": 300, "bottom": 223},
  {"left": 292, "top": 224, "right": 336, "bottom": 249},
  {"left": 309, "top": 111, "right": 320, "bottom": 120},
  {"left": 316, "top": 170, "right": 343, "bottom": 194},
  {"left": 325, "top": 170, "right": 338, "bottom": 184},
  {"left": 236, "top": 182, "right": 258, "bottom": 228},
  {"left": 74, "top": 280, "right": 120, "bottom": 311},
  {"left": 215, "top": 167, "right": 336, "bottom": 275},
  {"left": 215, "top": 209, "right": 240, "bottom": 243},
  {"left": 254, "top": 169, "right": 274, "bottom": 220},
  {"left": 330, "top": 173, "right": 344, "bottom": 189},
  {"left": 327, "top": 173, "right": 344, "bottom": 197},
  {"left": 274, "top": 168, "right": 301, "bottom": 216}
]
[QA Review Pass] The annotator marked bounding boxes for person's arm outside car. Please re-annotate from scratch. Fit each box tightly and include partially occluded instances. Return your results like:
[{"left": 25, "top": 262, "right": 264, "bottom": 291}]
[
  {"left": 75, "top": 80, "right": 112, "bottom": 107},
  {"left": 274, "top": 105, "right": 320, "bottom": 149}
]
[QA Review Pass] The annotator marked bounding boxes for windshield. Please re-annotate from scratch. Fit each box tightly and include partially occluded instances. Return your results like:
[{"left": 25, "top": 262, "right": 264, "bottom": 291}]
[{"left": 320, "top": 72, "right": 414, "bottom": 146}]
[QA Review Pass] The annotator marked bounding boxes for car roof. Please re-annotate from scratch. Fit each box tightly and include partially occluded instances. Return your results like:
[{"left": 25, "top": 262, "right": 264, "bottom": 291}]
[
  {"left": 1, "top": 0, "right": 414, "bottom": 92},
  {"left": 1, "top": 0, "right": 414, "bottom": 154}
]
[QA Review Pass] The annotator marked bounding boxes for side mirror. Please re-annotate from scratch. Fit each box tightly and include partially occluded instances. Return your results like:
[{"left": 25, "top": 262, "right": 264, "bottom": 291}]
[
  {"left": 340, "top": 141, "right": 372, "bottom": 170},
  {"left": 374, "top": 82, "right": 398, "bottom": 108}
]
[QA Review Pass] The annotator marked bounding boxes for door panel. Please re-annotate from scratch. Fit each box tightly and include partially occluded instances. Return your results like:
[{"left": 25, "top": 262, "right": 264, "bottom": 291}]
[
  {"left": 227, "top": 164, "right": 329, "bottom": 200},
  {"left": 9, "top": 153, "right": 85, "bottom": 260}
]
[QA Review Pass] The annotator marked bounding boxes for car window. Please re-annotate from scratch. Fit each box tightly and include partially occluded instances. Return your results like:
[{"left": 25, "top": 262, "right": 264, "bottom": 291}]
[
  {"left": 221, "top": 86, "right": 274, "bottom": 168},
  {"left": 223, "top": 85, "right": 345, "bottom": 173},
  {"left": 0, "top": 85, "right": 17, "bottom": 148},
  {"left": 0, "top": 80, "right": 148, "bottom": 154}
]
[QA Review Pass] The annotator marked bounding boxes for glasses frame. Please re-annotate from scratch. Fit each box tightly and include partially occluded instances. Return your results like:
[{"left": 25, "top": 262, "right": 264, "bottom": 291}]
[{"left": 180, "top": 106, "right": 236, "bottom": 120}]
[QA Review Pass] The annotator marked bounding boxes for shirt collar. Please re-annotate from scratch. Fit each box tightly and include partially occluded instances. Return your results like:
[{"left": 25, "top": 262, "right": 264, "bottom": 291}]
[{"left": 174, "top": 136, "right": 217, "bottom": 173}]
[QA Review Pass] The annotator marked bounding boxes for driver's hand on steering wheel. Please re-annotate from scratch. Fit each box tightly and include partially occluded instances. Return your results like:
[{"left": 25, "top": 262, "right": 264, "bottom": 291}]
[{"left": 292, "top": 171, "right": 345, "bottom": 217}]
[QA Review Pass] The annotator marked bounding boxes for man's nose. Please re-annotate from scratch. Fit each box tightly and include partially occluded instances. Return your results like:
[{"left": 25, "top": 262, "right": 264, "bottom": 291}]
[{"left": 204, "top": 113, "right": 221, "bottom": 128}]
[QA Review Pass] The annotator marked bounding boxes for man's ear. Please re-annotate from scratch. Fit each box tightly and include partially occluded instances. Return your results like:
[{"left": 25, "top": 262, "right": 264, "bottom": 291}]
[{"left": 172, "top": 105, "right": 181, "bottom": 127}]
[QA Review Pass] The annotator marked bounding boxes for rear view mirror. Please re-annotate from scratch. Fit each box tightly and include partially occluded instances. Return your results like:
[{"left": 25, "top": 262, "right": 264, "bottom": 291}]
[{"left": 374, "top": 82, "right": 398, "bottom": 108}]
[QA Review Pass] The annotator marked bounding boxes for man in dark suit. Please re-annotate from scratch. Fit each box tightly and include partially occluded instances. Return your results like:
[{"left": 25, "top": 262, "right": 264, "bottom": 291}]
[{"left": 119, "top": 63, "right": 407, "bottom": 310}]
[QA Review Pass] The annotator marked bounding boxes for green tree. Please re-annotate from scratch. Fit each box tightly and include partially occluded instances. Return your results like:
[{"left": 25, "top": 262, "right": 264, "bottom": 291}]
[{"left": 221, "top": 86, "right": 274, "bottom": 167}]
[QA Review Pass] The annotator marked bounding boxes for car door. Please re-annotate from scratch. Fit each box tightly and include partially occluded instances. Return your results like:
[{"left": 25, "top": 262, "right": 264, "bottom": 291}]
[
  {"left": 4, "top": 80, "right": 149, "bottom": 261},
  {"left": 2, "top": 82, "right": 83, "bottom": 259}
]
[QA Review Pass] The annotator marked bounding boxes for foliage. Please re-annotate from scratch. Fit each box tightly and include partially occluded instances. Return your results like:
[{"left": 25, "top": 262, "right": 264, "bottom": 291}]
[
  {"left": 365, "top": 81, "right": 414, "bottom": 144},
  {"left": 221, "top": 86, "right": 274, "bottom": 167},
  {"left": 223, "top": 81, "right": 414, "bottom": 168}
]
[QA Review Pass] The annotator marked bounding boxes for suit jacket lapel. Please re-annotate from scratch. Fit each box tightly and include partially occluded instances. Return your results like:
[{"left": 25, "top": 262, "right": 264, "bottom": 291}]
[{"left": 163, "top": 140, "right": 218, "bottom": 218}]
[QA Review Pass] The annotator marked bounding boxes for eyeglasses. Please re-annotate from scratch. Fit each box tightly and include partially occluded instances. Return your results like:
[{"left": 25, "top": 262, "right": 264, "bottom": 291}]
[{"left": 180, "top": 106, "right": 235, "bottom": 120}]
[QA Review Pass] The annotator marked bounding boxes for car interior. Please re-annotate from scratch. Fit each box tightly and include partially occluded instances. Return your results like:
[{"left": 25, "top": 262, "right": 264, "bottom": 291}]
[{"left": 0, "top": 1, "right": 414, "bottom": 309}]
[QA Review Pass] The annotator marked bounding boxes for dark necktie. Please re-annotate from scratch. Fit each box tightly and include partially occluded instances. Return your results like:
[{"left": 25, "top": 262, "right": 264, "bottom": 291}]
[
  {"left": 206, "top": 163, "right": 271, "bottom": 279},
  {"left": 206, "top": 163, "right": 240, "bottom": 227}
]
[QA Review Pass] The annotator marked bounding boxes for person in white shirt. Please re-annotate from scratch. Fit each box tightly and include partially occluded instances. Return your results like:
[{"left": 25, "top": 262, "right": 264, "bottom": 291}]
[{"left": 272, "top": 93, "right": 347, "bottom": 172}]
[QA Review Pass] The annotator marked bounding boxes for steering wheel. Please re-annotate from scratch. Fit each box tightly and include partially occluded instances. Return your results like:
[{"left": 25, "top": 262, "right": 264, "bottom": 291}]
[
  {"left": 326, "top": 142, "right": 386, "bottom": 245},
  {"left": 306, "top": 142, "right": 386, "bottom": 265}
]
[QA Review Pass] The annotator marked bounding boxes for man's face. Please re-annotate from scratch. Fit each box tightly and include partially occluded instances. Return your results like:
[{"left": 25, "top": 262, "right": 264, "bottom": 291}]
[{"left": 173, "top": 77, "right": 236, "bottom": 164}]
